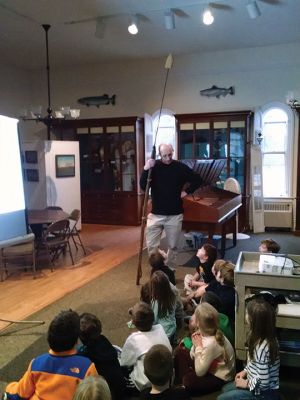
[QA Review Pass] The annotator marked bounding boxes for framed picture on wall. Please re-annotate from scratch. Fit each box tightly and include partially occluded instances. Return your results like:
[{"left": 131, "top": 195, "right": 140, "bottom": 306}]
[
  {"left": 26, "top": 168, "right": 39, "bottom": 182},
  {"left": 25, "top": 150, "right": 38, "bottom": 164},
  {"left": 55, "top": 154, "right": 75, "bottom": 178}
]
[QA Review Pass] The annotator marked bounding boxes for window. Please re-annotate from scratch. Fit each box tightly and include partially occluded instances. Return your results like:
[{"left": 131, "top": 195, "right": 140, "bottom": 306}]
[
  {"left": 261, "top": 104, "right": 293, "bottom": 198},
  {"left": 152, "top": 110, "right": 176, "bottom": 158}
]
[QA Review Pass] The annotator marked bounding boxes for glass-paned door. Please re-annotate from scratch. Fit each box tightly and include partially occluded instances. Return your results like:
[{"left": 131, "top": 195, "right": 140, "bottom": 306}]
[
  {"left": 179, "top": 123, "right": 194, "bottom": 159},
  {"left": 195, "top": 122, "right": 210, "bottom": 158},
  {"left": 121, "top": 127, "right": 136, "bottom": 191},
  {"left": 212, "top": 122, "right": 228, "bottom": 186},
  {"left": 230, "top": 121, "right": 246, "bottom": 192}
]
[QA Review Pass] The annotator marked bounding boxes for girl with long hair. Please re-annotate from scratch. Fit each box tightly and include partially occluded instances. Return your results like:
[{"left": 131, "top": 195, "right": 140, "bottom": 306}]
[
  {"left": 174, "top": 302, "right": 235, "bottom": 396},
  {"left": 218, "top": 298, "right": 280, "bottom": 400},
  {"left": 149, "top": 270, "right": 178, "bottom": 343}
]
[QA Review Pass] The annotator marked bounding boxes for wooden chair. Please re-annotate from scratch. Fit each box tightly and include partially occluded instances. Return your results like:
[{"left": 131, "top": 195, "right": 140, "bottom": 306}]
[
  {"left": 37, "top": 219, "right": 74, "bottom": 271},
  {"left": 0, "top": 233, "right": 36, "bottom": 281},
  {"left": 69, "top": 209, "right": 87, "bottom": 255}
]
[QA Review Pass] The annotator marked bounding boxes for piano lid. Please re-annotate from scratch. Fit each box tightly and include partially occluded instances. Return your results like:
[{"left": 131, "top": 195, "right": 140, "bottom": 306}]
[{"left": 181, "top": 159, "right": 226, "bottom": 185}]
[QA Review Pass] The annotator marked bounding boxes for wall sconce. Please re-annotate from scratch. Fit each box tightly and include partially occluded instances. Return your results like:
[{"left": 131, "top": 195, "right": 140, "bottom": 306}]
[
  {"left": 286, "top": 91, "right": 300, "bottom": 109},
  {"left": 128, "top": 15, "right": 139, "bottom": 35},
  {"left": 164, "top": 9, "right": 175, "bottom": 30},
  {"left": 246, "top": 1, "right": 261, "bottom": 19},
  {"left": 202, "top": 5, "right": 214, "bottom": 25},
  {"left": 255, "top": 129, "right": 263, "bottom": 146}
]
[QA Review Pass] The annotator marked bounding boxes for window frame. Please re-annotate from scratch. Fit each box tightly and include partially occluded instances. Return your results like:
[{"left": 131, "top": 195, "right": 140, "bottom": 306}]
[{"left": 260, "top": 102, "right": 294, "bottom": 198}]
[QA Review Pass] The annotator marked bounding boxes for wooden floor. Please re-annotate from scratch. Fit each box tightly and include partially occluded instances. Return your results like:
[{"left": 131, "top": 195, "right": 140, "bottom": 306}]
[{"left": 0, "top": 224, "right": 141, "bottom": 332}]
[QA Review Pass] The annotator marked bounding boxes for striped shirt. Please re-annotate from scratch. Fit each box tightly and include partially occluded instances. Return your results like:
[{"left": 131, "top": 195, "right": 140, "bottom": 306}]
[{"left": 245, "top": 339, "right": 280, "bottom": 394}]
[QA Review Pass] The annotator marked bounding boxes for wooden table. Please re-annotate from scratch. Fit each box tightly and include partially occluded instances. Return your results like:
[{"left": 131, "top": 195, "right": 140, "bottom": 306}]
[{"left": 28, "top": 209, "right": 69, "bottom": 225}]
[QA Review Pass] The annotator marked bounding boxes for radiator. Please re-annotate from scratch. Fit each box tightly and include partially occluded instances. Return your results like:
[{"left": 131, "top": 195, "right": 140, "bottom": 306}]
[{"left": 264, "top": 200, "right": 293, "bottom": 228}]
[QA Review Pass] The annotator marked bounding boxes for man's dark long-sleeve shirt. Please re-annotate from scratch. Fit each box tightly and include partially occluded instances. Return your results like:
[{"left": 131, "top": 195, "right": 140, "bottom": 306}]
[{"left": 140, "top": 160, "right": 202, "bottom": 215}]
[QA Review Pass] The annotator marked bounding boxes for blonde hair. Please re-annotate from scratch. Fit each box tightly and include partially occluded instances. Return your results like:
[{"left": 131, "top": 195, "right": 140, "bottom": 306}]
[
  {"left": 194, "top": 303, "right": 229, "bottom": 362},
  {"left": 213, "top": 260, "right": 235, "bottom": 287},
  {"left": 73, "top": 376, "right": 111, "bottom": 400}
]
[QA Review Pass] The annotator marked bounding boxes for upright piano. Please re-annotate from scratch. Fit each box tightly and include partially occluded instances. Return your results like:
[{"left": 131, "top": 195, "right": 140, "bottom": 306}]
[{"left": 181, "top": 159, "right": 242, "bottom": 257}]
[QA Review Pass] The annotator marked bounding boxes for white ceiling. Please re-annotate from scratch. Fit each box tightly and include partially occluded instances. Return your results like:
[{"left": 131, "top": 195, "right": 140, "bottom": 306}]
[{"left": 0, "top": 0, "right": 299, "bottom": 70}]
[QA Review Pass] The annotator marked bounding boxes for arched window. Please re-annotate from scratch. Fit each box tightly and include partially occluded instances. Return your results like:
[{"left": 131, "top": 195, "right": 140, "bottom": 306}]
[
  {"left": 261, "top": 103, "right": 294, "bottom": 198},
  {"left": 152, "top": 109, "right": 176, "bottom": 157}
]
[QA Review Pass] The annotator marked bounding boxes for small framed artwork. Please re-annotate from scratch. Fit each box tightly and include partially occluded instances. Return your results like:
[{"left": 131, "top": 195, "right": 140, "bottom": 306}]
[
  {"left": 26, "top": 168, "right": 39, "bottom": 182},
  {"left": 25, "top": 150, "right": 38, "bottom": 164},
  {"left": 55, "top": 154, "right": 75, "bottom": 178}
]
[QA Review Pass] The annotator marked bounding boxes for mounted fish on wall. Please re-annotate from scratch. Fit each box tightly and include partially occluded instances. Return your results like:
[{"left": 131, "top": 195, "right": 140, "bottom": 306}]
[
  {"left": 200, "top": 85, "right": 234, "bottom": 98},
  {"left": 77, "top": 94, "right": 116, "bottom": 107}
]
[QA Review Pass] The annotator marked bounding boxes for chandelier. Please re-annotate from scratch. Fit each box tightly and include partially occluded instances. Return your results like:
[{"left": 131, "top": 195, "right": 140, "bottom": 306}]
[{"left": 20, "top": 24, "right": 80, "bottom": 140}]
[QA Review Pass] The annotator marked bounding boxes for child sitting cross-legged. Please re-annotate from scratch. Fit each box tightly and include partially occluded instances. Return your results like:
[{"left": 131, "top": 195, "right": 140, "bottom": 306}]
[
  {"left": 140, "top": 344, "right": 191, "bottom": 400},
  {"left": 4, "top": 310, "right": 98, "bottom": 400},
  {"left": 218, "top": 297, "right": 280, "bottom": 400},
  {"left": 188, "top": 260, "right": 236, "bottom": 323},
  {"left": 77, "top": 312, "right": 127, "bottom": 400},
  {"left": 184, "top": 243, "right": 218, "bottom": 299},
  {"left": 149, "top": 250, "right": 176, "bottom": 286},
  {"left": 181, "top": 292, "right": 234, "bottom": 351},
  {"left": 174, "top": 302, "right": 235, "bottom": 397},
  {"left": 120, "top": 302, "right": 172, "bottom": 393}
]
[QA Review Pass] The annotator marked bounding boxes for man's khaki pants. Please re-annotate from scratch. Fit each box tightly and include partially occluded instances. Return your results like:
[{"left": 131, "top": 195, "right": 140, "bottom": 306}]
[{"left": 146, "top": 213, "right": 183, "bottom": 269}]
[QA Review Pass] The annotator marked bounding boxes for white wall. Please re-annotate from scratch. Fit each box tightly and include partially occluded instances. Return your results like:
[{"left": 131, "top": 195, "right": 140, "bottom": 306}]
[
  {"left": 1, "top": 42, "right": 300, "bottom": 138},
  {"left": 21, "top": 140, "right": 81, "bottom": 228}
]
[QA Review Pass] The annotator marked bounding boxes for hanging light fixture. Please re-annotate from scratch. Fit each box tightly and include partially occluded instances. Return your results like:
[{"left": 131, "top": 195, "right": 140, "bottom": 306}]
[
  {"left": 246, "top": 1, "right": 261, "bottom": 19},
  {"left": 128, "top": 15, "right": 139, "bottom": 35},
  {"left": 202, "top": 5, "right": 214, "bottom": 25},
  {"left": 20, "top": 25, "right": 80, "bottom": 140},
  {"left": 164, "top": 9, "right": 175, "bottom": 30}
]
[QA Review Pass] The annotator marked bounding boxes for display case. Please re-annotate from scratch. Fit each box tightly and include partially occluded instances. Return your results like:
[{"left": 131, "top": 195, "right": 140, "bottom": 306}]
[
  {"left": 51, "top": 117, "right": 144, "bottom": 225},
  {"left": 235, "top": 251, "right": 300, "bottom": 366},
  {"left": 176, "top": 111, "right": 253, "bottom": 231}
]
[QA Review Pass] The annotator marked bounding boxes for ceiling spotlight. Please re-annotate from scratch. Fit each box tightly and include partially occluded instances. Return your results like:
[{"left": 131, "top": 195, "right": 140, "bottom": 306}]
[
  {"left": 202, "top": 6, "right": 214, "bottom": 25},
  {"left": 95, "top": 18, "right": 106, "bottom": 39},
  {"left": 128, "top": 15, "right": 138, "bottom": 35},
  {"left": 164, "top": 9, "right": 175, "bottom": 30},
  {"left": 246, "top": 1, "right": 261, "bottom": 19}
]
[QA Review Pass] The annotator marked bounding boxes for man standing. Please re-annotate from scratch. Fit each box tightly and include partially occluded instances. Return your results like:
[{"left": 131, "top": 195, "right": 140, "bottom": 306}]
[{"left": 140, "top": 143, "right": 202, "bottom": 269}]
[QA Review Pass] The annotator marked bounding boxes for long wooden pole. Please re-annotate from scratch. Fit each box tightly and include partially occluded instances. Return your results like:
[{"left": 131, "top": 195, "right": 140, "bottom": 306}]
[{"left": 136, "top": 54, "right": 173, "bottom": 285}]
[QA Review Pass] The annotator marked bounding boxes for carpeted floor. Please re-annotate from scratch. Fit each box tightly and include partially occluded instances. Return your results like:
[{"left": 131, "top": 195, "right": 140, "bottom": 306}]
[{"left": 0, "top": 231, "right": 300, "bottom": 399}]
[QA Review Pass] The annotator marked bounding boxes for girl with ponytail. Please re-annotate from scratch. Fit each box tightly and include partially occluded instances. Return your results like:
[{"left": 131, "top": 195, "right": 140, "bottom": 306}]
[{"left": 174, "top": 302, "right": 235, "bottom": 396}]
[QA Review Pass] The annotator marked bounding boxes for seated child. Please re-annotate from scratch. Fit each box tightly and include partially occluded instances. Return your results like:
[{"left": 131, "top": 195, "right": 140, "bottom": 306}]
[
  {"left": 140, "top": 344, "right": 191, "bottom": 399},
  {"left": 149, "top": 251, "right": 176, "bottom": 285},
  {"left": 180, "top": 292, "right": 234, "bottom": 351},
  {"left": 73, "top": 375, "right": 111, "bottom": 400},
  {"left": 120, "top": 302, "right": 172, "bottom": 392},
  {"left": 4, "top": 310, "right": 98, "bottom": 400},
  {"left": 174, "top": 303, "right": 235, "bottom": 397},
  {"left": 184, "top": 243, "right": 217, "bottom": 297},
  {"left": 218, "top": 298, "right": 280, "bottom": 400},
  {"left": 140, "top": 273, "right": 183, "bottom": 334},
  {"left": 77, "top": 312, "right": 127, "bottom": 400},
  {"left": 188, "top": 260, "right": 235, "bottom": 322},
  {"left": 202, "top": 292, "right": 234, "bottom": 345},
  {"left": 259, "top": 238, "right": 281, "bottom": 253}
]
